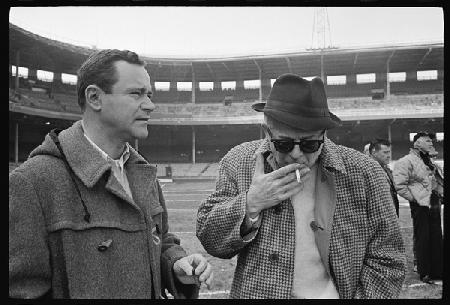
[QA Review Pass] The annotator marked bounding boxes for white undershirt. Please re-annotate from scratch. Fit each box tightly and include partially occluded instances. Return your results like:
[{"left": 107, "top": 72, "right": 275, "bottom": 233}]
[{"left": 290, "top": 164, "right": 339, "bottom": 299}]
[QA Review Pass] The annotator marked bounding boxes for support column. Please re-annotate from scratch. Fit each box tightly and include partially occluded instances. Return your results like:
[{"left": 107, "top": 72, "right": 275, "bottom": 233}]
[
  {"left": 53, "top": 72, "right": 62, "bottom": 83},
  {"left": 191, "top": 66, "right": 196, "bottom": 104},
  {"left": 191, "top": 126, "right": 196, "bottom": 164},
  {"left": 406, "top": 71, "right": 416, "bottom": 81},
  {"left": 320, "top": 51, "right": 325, "bottom": 82},
  {"left": 213, "top": 80, "right": 221, "bottom": 91},
  {"left": 386, "top": 63, "right": 390, "bottom": 99},
  {"left": 388, "top": 123, "right": 392, "bottom": 161},
  {"left": 15, "top": 122, "right": 19, "bottom": 163}
]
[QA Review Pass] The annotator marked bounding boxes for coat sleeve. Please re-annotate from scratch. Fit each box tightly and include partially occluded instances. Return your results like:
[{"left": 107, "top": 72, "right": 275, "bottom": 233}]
[
  {"left": 392, "top": 157, "right": 415, "bottom": 202},
  {"left": 354, "top": 165, "right": 407, "bottom": 298},
  {"left": 9, "top": 170, "right": 52, "bottom": 299},
  {"left": 156, "top": 180, "right": 199, "bottom": 299},
  {"left": 196, "top": 154, "right": 259, "bottom": 259}
]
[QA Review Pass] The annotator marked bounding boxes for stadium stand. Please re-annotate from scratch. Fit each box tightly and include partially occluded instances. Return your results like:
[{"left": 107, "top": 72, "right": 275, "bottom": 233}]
[{"left": 9, "top": 22, "right": 443, "bottom": 178}]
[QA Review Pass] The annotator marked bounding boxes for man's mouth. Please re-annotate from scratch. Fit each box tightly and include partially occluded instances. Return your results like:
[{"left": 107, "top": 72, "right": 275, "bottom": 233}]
[{"left": 136, "top": 118, "right": 150, "bottom": 122}]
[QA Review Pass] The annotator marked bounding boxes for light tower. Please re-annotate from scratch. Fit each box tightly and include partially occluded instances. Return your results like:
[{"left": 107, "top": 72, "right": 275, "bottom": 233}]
[
  {"left": 310, "top": 7, "right": 334, "bottom": 50},
  {"left": 308, "top": 8, "right": 337, "bottom": 80}
]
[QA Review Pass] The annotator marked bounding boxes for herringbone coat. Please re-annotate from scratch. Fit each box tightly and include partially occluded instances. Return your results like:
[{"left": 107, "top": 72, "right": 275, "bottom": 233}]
[{"left": 196, "top": 137, "right": 406, "bottom": 299}]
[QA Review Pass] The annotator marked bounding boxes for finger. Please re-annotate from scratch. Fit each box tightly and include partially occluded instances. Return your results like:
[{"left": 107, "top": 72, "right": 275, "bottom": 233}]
[
  {"left": 270, "top": 163, "right": 303, "bottom": 179},
  {"left": 277, "top": 172, "right": 298, "bottom": 185},
  {"left": 176, "top": 258, "right": 194, "bottom": 276},
  {"left": 192, "top": 257, "right": 207, "bottom": 275},
  {"left": 282, "top": 182, "right": 304, "bottom": 199},
  {"left": 205, "top": 271, "right": 213, "bottom": 288},
  {"left": 253, "top": 152, "right": 265, "bottom": 176},
  {"left": 199, "top": 263, "right": 213, "bottom": 282}
]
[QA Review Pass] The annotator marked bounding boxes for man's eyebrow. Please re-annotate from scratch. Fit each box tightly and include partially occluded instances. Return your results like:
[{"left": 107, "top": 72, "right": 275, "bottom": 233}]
[{"left": 126, "top": 87, "right": 151, "bottom": 94}]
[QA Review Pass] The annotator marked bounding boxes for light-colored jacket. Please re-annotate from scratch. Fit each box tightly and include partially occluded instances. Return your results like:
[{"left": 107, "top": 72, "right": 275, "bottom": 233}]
[
  {"left": 9, "top": 121, "right": 198, "bottom": 299},
  {"left": 393, "top": 148, "right": 435, "bottom": 207},
  {"left": 197, "top": 137, "right": 406, "bottom": 299}
]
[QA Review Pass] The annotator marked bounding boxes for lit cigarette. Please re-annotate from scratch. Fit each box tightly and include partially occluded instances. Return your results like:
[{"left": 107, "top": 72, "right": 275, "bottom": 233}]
[{"left": 295, "top": 169, "right": 301, "bottom": 183}]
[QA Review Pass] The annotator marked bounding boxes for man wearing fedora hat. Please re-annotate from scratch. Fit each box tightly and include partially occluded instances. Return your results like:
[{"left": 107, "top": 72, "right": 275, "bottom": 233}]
[{"left": 197, "top": 73, "right": 406, "bottom": 298}]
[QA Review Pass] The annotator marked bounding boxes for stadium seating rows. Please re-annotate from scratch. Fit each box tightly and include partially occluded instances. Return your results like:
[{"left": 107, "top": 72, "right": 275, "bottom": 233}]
[{"left": 9, "top": 86, "right": 443, "bottom": 118}]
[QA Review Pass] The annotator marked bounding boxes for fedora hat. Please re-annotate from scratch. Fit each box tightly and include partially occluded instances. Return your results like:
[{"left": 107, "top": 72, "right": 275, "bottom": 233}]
[{"left": 252, "top": 73, "right": 342, "bottom": 130}]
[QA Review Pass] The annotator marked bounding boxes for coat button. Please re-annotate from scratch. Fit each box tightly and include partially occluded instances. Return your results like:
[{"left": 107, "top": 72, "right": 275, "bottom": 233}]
[
  {"left": 274, "top": 205, "right": 283, "bottom": 214},
  {"left": 269, "top": 253, "right": 279, "bottom": 261},
  {"left": 97, "top": 239, "right": 113, "bottom": 252}
]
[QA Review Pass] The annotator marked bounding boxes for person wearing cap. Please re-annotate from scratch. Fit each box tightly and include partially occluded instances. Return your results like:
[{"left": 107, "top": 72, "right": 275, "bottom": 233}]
[
  {"left": 368, "top": 139, "right": 400, "bottom": 217},
  {"left": 393, "top": 132, "right": 443, "bottom": 284},
  {"left": 9, "top": 49, "right": 213, "bottom": 299},
  {"left": 196, "top": 73, "right": 406, "bottom": 298}
]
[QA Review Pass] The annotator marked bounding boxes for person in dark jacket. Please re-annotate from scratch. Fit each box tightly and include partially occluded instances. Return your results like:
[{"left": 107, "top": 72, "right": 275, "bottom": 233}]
[
  {"left": 9, "top": 49, "right": 213, "bottom": 299},
  {"left": 369, "top": 139, "right": 400, "bottom": 217}
]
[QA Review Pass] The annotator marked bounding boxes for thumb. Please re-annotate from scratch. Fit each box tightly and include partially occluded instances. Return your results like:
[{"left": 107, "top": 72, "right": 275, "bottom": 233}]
[{"left": 253, "top": 152, "right": 265, "bottom": 177}]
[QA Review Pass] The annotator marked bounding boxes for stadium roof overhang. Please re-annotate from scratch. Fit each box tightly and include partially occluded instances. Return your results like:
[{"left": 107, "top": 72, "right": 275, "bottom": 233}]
[{"left": 10, "top": 22, "right": 443, "bottom": 82}]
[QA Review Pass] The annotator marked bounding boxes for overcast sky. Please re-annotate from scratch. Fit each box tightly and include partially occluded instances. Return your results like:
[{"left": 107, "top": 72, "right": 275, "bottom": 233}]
[{"left": 9, "top": 6, "right": 444, "bottom": 58}]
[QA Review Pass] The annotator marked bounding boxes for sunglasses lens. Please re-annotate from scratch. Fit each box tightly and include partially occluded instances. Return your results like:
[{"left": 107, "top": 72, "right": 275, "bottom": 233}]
[
  {"left": 272, "top": 139, "right": 322, "bottom": 153},
  {"left": 300, "top": 141, "right": 321, "bottom": 153},
  {"left": 273, "top": 141, "right": 294, "bottom": 153}
]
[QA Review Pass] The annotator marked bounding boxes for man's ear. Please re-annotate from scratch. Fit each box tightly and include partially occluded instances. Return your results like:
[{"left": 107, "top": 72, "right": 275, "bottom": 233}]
[{"left": 85, "top": 85, "right": 102, "bottom": 111}]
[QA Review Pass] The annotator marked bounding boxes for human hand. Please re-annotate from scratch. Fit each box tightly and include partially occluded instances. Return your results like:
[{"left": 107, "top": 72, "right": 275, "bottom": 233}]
[
  {"left": 173, "top": 254, "right": 213, "bottom": 289},
  {"left": 246, "top": 152, "right": 310, "bottom": 217}
]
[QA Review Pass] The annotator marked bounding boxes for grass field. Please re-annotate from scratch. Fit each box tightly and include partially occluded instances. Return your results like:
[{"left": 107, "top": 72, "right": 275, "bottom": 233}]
[{"left": 162, "top": 180, "right": 443, "bottom": 299}]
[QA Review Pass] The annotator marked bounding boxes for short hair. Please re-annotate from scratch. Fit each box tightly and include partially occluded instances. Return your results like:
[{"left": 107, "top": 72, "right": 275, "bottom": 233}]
[
  {"left": 369, "top": 138, "right": 391, "bottom": 154},
  {"left": 76, "top": 49, "right": 146, "bottom": 110},
  {"left": 413, "top": 131, "right": 435, "bottom": 143}
]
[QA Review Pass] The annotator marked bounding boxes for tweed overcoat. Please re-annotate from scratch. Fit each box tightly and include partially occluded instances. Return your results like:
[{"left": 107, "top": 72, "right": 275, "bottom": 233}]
[
  {"left": 197, "top": 137, "right": 406, "bottom": 299},
  {"left": 9, "top": 121, "right": 198, "bottom": 299}
]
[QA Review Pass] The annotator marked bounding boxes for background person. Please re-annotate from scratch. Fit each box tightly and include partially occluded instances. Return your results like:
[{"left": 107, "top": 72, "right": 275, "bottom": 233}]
[
  {"left": 369, "top": 139, "right": 400, "bottom": 217},
  {"left": 393, "top": 132, "right": 443, "bottom": 284},
  {"left": 196, "top": 74, "right": 406, "bottom": 299},
  {"left": 9, "top": 49, "right": 213, "bottom": 299}
]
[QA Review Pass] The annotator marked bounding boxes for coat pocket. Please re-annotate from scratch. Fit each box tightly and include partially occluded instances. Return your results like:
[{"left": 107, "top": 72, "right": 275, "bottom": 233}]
[{"left": 47, "top": 221, "right": 152, "bottom": 298}]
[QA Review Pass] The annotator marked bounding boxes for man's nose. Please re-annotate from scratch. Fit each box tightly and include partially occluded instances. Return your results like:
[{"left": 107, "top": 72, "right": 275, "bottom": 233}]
[
  {"left": 289, "top": 143, "right": 305, "bottom": 160},
  {"left": 141, "top": 97, "right": 156, "bottom": 112}
]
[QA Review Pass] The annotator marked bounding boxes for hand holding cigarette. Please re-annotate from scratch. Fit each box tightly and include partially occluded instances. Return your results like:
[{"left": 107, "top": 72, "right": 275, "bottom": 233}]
[{"left": 246, "top": 153, "right": 311, "bottom": 216}]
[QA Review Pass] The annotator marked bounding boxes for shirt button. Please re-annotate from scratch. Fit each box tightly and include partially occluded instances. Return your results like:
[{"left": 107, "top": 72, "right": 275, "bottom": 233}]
[
  {"left": 269, "top": 253, "right": 279, "bottom": 261},
  {"left": 274, "top": 205, "right": 283, "bottom": 214}
]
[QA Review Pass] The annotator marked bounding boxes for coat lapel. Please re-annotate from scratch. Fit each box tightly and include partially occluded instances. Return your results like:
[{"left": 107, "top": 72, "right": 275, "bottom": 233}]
[
  {"left": 57, "top": 120, "right": 150, "bottom": 212},
  {"left": 313, "top": 166, "right": 337, "bottom": 277},
  {"left": 104, "top": 174, "right": 139, "bottom": 210},
  {"left": 125, "top": 161, "right": 158, "bottom": 215}
]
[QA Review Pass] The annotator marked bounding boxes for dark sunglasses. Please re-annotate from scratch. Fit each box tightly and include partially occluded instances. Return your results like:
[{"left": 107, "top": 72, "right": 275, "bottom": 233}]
[{"left": 271, "top": 136, "right": 324, "bottom": 154}]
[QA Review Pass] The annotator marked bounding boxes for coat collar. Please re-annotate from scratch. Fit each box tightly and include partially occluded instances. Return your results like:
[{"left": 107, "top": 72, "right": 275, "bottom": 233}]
[
  {"left": 254, "top": 137, "right": 347, "bottom": 175},
  {"left": 57, "top": 120, "right": 155, "bottom": 188}
]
